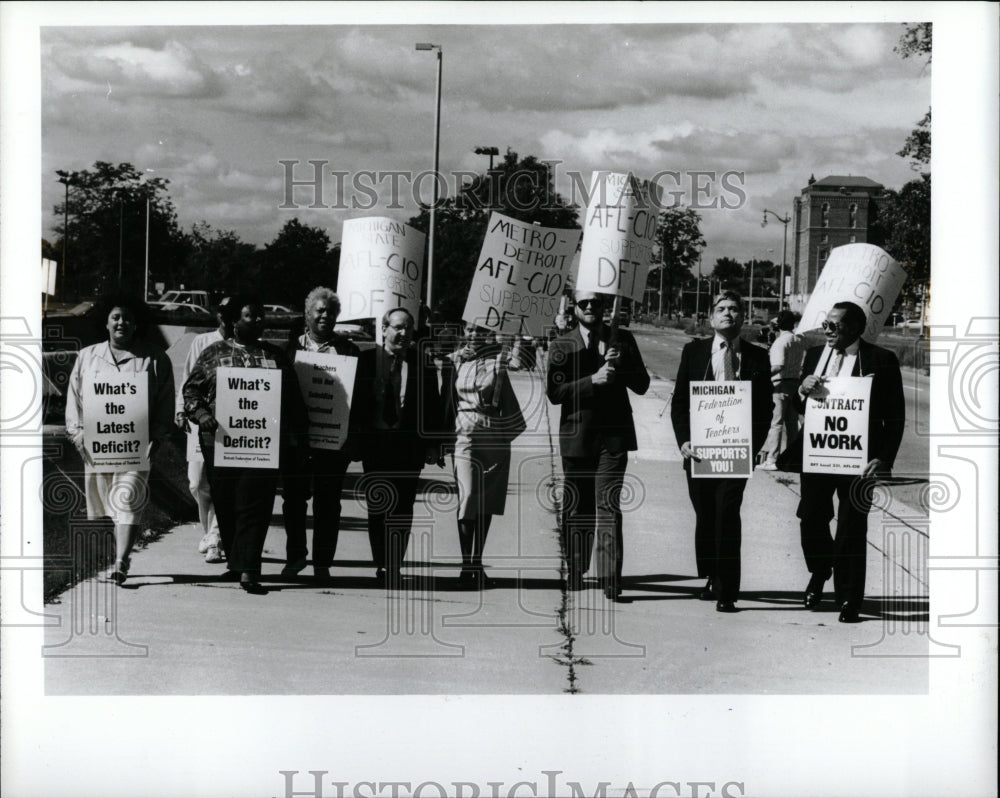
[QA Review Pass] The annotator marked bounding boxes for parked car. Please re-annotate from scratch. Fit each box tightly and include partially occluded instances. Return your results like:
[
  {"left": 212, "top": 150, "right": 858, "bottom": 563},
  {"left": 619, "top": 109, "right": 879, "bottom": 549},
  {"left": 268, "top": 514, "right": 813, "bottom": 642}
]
[
  {"left": 884, "top": 311, "right": 905, "bottom": 327},
  {"left": 148, "top": 301, "right": 211, "bottom": 315},
  {"left": 263, "top": 304, "right": 295, "bottom": 314},
  {"left": 155, "top": 289, "right": 211, "bottom": 310},
  {"left": 899, "top": 317, "right": 924, "bottom": 330},
  {"left": 333, "top": 322, "right": 374, "bottom": 342}
]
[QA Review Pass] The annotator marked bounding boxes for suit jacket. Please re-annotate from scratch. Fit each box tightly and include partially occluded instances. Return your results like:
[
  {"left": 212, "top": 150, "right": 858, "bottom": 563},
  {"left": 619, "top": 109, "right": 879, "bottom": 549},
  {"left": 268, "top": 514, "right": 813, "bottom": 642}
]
[
  {"left": 351, "top": 346, "right": 443, "bottom": 461},
  {"left": 670, "top": 336, "right": 774, "bottom": 463},
  {"left": 781, "top": 339, "right": 905, "bottom": 470},
  {"left": 546, "top": 325, "right": 650, "bottom": 458}
]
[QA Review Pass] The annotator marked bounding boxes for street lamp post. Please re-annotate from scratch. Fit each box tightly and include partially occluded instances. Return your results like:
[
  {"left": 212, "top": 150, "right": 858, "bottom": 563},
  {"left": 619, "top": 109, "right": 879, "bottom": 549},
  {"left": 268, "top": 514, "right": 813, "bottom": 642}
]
[
  {"left": 56, "top": 170, "right": 74, "bottom": 299},
  {"left": 416, "top": 43, "right": 443, "bottom": 314},
  {"left": 143, "top": 169, "right": 154, "bottom": 301},
  {"left": 762, "top": 208, "right": 791, "bottom": 310}
]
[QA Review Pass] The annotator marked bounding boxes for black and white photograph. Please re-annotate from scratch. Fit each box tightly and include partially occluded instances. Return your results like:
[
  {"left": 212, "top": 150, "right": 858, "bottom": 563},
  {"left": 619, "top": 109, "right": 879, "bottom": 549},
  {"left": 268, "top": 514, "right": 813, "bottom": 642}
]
[{"left": 1, "top": 3, "right": 996, "bottom": 797}]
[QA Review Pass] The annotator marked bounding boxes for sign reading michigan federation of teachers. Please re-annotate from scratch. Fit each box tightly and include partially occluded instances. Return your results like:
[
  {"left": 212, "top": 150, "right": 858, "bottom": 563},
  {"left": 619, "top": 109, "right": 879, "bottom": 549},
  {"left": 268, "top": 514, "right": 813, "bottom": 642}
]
[
  {"left": 574, "top": 171, "right": 658, "bottom": 302},
  {"left": 462, "top": 212, "right": 582, "bottom": 337},
  {"left": 803, "top": 377, "right": 872, "bottom": 475},
  {"left": 337, "top": 217, "right": 425, "bottom": 340},
  {"left": 293, "top": 351, "right": 357, "bottom": 450},
  {"left": 213, "top": 367, "right": 282, "bottom": 468},
  {"left": 81, "top": 372, "right": 149, "bottom": 472},
  {"left": 689, "top": 380, "right": 753, "bottom": 478}
]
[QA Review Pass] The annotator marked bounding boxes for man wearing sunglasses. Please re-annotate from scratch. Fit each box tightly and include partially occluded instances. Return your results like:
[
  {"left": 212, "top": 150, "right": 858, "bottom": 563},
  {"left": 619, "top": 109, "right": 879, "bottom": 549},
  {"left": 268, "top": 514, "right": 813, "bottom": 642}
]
[
  {"left": 790, "top": 300, "right": 905, "bottom": 623},
  {"left": 547, "top": 290, "right": 650, "bottom": 601}
]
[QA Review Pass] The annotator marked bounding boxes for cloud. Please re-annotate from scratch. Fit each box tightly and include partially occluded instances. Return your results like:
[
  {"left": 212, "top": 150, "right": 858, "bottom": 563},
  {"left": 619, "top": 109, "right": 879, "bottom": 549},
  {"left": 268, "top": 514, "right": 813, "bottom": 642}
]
[{"left": 47, "top": 39, "right": 220, "bottom": 99}]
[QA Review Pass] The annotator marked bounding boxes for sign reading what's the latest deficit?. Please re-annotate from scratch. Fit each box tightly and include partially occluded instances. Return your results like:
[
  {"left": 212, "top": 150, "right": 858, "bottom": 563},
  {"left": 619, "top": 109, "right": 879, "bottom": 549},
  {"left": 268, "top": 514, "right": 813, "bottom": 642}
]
[
  {"left": 462, "top": 212, "right": 582, "bottom": 338},
  {"left": 293, "top": 350, "right": 358, "bottom": 450},
  {"left": 689, "top": 380, "right": 753, "bottom": 478},
  {"left": 574, "top": 171, "right": 658, "bottom": 302},
  {"left": 337, "top": 216, "right": 425, "bottom": 341},
  {"left": 81, "top": 372, "right": 149, "bottom": 472},
  {"left": 803, "top": 376, "right": 872, "bottom": 475},
  {"left": 213, "top": 367, "right": 282, "bottom": 468}
]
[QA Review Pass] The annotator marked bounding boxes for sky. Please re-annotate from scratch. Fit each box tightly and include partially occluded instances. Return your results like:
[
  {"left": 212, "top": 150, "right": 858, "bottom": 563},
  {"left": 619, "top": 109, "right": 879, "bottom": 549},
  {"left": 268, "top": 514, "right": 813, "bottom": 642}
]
[{"left": 39, "top": 17, "right": 931, "bottom": 274}]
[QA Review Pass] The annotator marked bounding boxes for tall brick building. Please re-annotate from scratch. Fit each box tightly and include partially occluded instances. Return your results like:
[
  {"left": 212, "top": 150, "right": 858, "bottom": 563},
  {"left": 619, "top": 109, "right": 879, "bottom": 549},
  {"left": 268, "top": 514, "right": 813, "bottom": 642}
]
[{"left": 789, "top": 174, "right": 891, "bottom": 310}]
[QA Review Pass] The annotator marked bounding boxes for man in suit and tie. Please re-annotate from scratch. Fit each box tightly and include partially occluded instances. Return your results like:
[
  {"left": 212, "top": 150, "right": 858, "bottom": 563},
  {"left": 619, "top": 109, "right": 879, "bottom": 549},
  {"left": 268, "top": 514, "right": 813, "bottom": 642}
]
[
  {"left": 792, "top": 300, "right": 905, "bottom": 623},
  {"left": 670, "top": 291, "right": 773, "bottom": 613},
  {"left": 547, "top": 290, "right": 650, "bottom": 601},
  {"left": 352, "top": 307, "right": 443, "bottom": 588}
]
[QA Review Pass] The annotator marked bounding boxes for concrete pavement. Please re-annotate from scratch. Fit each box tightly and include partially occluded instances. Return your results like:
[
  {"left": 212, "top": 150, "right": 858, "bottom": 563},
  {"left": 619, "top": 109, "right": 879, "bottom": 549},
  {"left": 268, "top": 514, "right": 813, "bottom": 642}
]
[{"left": 43, "top": 369, "right": 929, "bottom": 694}]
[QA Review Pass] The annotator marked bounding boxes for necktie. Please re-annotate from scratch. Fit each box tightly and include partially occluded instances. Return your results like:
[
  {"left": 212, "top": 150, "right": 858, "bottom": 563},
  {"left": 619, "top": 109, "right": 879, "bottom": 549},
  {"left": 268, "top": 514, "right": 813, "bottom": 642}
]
[
  {"left": 588, "top": 329, "right": 600, "bottom": 359},
  {"left": 722, "top": 341, "right": 736, "bottom": 381},
  {"left": 831, "top": 348, "right": 845, "bottom": 377},
  {"left": 382, "top": 356, "right": 400, "bottom": 427}
]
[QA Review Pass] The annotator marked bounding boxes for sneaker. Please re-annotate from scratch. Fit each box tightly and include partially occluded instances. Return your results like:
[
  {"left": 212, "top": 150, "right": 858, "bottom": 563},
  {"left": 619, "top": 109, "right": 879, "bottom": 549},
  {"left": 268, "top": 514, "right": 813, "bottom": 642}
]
[
  {"left": 198, "top": 532, "right": 219, "bottom": 554},
  {"left": 204, "top": 545, "right": 226, "bottom": 564},
  {"left": 281, "top": 557, "right": 308, "bottom": 577},
  {"left": 758, "top": 461, "right": 778, "bottom": 471}
]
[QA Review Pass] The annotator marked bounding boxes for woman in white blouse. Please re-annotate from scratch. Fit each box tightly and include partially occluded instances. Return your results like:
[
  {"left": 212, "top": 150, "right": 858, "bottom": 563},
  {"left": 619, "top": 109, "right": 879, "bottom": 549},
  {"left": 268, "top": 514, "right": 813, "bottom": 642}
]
[{"left": 65, "top": 295, "right": 175, "bottom": 585}]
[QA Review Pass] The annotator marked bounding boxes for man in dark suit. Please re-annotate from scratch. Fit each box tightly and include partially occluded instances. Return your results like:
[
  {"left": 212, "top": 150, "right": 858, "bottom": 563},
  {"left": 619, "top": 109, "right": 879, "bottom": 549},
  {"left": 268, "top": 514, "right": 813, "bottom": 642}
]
[
  {"left": 352, "top": 307, "right": 443, "bottom": 588},
  {"left": 670, "top": 291, "right": 773, "bottom": 613},
  {"left": 791, "top": 300, "right": 905, "bottom": 623},
  {"left": 547, "top": 290, "right": 650, "bottom": 601}
]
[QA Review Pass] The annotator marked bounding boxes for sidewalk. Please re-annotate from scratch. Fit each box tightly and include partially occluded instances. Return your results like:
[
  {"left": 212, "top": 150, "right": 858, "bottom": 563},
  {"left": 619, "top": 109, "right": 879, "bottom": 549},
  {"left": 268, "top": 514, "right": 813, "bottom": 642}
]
[{"left": 43, "top": 370, "right": 929, "bottom": 695}]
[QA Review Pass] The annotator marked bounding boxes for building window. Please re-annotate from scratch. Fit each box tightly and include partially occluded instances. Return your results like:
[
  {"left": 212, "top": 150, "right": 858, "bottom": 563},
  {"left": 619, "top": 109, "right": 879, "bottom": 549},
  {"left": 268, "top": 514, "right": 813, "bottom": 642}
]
[
  {"left": 849, "top": 234, "right": 857, "bottom": 243},
  {"left": 818, "top": 249, "right": 828, "bottom": 263},
  {"left": 821, "top": 203, "right": 830, "bottom": 228},
  {"left": 821, "top": 234, "right": 829, "bottom": 244},
  {"left": 849, "top": 204, "right": 858, "bottom": 228}
]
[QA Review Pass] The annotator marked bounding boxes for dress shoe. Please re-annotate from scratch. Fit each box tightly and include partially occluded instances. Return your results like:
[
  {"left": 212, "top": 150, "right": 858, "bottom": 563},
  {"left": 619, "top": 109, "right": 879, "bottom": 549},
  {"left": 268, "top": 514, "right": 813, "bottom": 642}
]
[
  {"left": 566, "top": 571, "right": 584, "bottom": 592},
  {"left": 838, "top": 602, "right": 861, "bottom": 623},
  {"left": 716, "top": 600, "right": 738, "bottom": 613},
  {"left": 314, "top": 566, "right": 332, "bottom": 585},
  {"left": 281, "top": 557, "right": 308, "bottom": 577},
  {"left": 383, "top": 569, "right": 403, "bottom": 590},
  {"left": 601, "top": 580, "right": 622, "bottom": 602},
  {"left": 219, "top": 569, "right": 241, "bottom": 582},
  {"left": 240, "top": 577, "right": 268, "bottom": 595},
  {"left": 804, "top": 573, "right": 827, "bottom": 609},
  {"left": 699, "top": 578, "right": 715, "bottom": 601}
]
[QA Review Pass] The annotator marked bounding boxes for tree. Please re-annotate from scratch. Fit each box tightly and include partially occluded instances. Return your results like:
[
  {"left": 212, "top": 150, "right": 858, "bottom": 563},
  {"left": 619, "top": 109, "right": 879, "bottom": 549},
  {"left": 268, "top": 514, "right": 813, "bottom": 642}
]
[
  {"left": 650, "top": 206, "right": 705, "bottom": 316},
  {"left": 711, "top": 257, "right": 745, "bottom": 293},
  {"left": 51, "top": 161, "right": 187, "bottom": 299},
  {"left": 898, "top": 109, "right": 931, "bottom": 173},
  {"left": 181, "top": 222, "right": 260, "bottom": 297},
  {"left": 408, "top": 149, "right": 579, "bottom": 321},
  {"left": 894, "top": 22, "right": 932, "bottom": 64},
  {"left": 881, "top": 174, "right": 930, "bottom": 297},
  {"left": 257, "top": 218, "right": 339, "bottom": 307}
]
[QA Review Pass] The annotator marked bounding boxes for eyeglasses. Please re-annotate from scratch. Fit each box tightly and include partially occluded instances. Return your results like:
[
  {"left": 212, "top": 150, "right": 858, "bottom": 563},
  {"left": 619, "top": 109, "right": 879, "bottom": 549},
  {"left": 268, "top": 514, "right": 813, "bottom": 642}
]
[
  {"left": 576, "top": 299, "right": 603, "bottom": 309},
  {"left": 820, "top": 320, "right": 845, "bottom": 332}
]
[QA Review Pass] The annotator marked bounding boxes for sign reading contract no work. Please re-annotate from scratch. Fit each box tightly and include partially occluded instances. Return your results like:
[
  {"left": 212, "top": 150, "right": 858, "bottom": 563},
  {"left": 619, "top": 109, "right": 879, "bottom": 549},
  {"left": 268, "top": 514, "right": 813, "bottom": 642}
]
[
  {"left": 803, "top": 377, "right": 872, "bottom": 475},
  {"left": 213, "top": 367, "right": 282, "bottom": 468},
  {"left": 689, "top": 381, "right": 753, "bottom": 478},
  {"left": 82, "top": 372, "right": 149, "bottom": 472}
]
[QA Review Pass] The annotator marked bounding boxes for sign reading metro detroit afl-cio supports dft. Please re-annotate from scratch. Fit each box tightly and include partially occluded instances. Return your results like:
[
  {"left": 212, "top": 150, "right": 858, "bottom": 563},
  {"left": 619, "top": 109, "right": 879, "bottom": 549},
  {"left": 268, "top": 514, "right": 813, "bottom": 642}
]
[
  {"left": 574, "top": 172, "right": 658, "bottom": 302},
  {"left": 462, "top": 212, "right": 582, "bottom": 338},
  {"left": 337, "top": 216, "right": 425, "bottom": 338}
]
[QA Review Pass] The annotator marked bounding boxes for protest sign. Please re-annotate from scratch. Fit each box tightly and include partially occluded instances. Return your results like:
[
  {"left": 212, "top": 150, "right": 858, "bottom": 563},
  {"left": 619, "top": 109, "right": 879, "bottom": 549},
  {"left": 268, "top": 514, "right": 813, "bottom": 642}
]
[
  {"left": 689, "top": 380, "right": 753, "bottom": 478},
  {"left": 575, "top": 172, "right": 657, "bottom": 302},
  {"left": 461, "top": 212, "right": 582, "bottom": 337},
  {"left": 213, "top": 367, "right": 281, "bottom": 468},
  {"left": 81, "top": 372, "right": 149, "bottom": 472},
  {"left": 337, "top": 217, "right": 425, "bottom": 339},
  {"left": 803, "top": 376, "right": 873, "bottom": 475},
  {"left": 293, "top": 350, "right": 358, "bottom": 450},
  {"left": 797, "top": 243, "right": 907, "bottom": 340}
]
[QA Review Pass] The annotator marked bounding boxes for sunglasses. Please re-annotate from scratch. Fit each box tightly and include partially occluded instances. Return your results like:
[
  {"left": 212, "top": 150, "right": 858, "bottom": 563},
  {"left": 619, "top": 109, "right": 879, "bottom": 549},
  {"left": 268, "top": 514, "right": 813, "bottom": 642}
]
[
  {"left": 820, "top": 320, "right": 845, "bottom": 332},
  {"left": 576, "top": 299, "right": 603, "bottom": 309}
]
